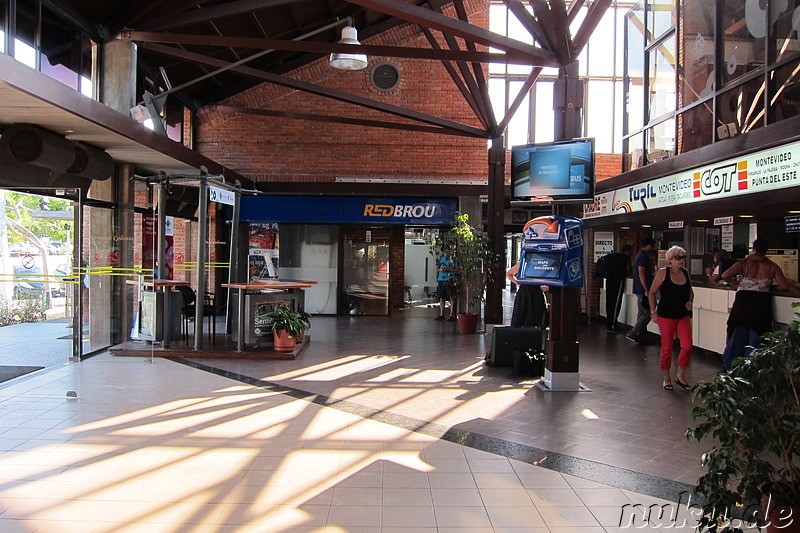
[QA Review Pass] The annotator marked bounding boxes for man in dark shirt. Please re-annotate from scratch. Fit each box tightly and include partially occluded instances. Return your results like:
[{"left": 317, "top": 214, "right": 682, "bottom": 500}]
[
  {"left": 627, "top": 238, "right": 656, "bottom": 343},
  {"left": 602, "top": 244, "right": 633, "bottom": 332}
]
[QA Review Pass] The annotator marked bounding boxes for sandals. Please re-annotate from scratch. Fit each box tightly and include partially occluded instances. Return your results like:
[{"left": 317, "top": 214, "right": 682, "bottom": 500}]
[
  {"left": 675, "top": 378, "right": 691, "bottom": 391},
  {"left": 663, "top": 382, "right": 673, "bottom": 391}
]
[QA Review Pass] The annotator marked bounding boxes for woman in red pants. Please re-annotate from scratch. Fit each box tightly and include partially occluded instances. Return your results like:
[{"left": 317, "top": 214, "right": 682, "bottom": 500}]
[{"left": 648, "top": 246, "right": 694, "bottom": 391}]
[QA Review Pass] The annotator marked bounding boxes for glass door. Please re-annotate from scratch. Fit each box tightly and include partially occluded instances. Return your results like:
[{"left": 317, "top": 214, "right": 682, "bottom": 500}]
[
  {"left": 340, "top": 226, "right": 390, "bottom": 316},
  {"left": 0, "top": 187, "right": 80, "bottom": 370}
]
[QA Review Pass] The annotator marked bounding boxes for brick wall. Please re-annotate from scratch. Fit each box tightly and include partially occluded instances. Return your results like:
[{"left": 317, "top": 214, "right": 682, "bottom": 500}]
[
  {"left": 596, "top": 153, "right": 622, "bottom": 182},
  {"left": 195, "top": 0, "right": 490, "bottom": 184}
]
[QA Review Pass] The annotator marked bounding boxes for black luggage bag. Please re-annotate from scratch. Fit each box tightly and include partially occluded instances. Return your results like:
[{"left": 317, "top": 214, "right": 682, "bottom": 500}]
[{"left": 488, "top": 326, "right": 544, "bottom": 367}]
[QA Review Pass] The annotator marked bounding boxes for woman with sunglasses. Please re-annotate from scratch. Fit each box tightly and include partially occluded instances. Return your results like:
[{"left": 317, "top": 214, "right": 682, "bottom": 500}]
[
  {"left": 648, "top": 246, "right": 694, "bottom": 391},
  {"left": 720, "top": 238, "right": 790, "bottom": 371}
]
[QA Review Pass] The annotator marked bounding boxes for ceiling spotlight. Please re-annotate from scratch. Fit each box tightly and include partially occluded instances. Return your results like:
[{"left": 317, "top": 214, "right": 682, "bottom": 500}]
[
  {"left": 330, "top": 26, "right": 368, "bottom": 70},
  {"left": 130, "top": 104, "right": 151, "bottom": 123}
]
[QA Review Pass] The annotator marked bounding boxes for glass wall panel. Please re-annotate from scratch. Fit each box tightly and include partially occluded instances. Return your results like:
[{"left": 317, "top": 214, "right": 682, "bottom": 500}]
[
  {"left": 279, "top": 224, "right": 338, "bottom": 315},
  {"left": 721, "top": 0, "right": 765, "bottom": 85},
  {"left": 14, "top": 1, "right": 37, "bottom": 68},
  {"left": 506, "top": 80, "right": 530, "bottom": 146},
  {"left": 488, "top": 77, "right": 506, "bottom": 129},
  {"left": 676, "top": 101, "right": 713, "bottom": 153},
  {"left": 717, "top": 76, "right": 766, "bottom": 135},
  {"left": 645, "top": 117, "right": 675, "bottom": 162},
  {"left": 341, "top": 226, "right": 388, "bottom": 316},
  {"left": 648, "top": 35, "right": 677, "bottom": 121},
  {"left": 625, "top": 4, "right": 644, "bottom": 78},
  {"left": 647, "top": 0, "right": 676, "bottom": 42},
  {"left": 624, "top": 130, "right": 645, "bottom": 170},
  {"left": 679, "top": 0, "right": 716, "bottom": 108},
  {"left": 627, "top": 77, "right": 646, "bottom": 132},
  {"left": 533, "top": 81, "right": 554, "bottom": 143},
  {"left": 489, "top": 4, "right": 507, "bottom": 75},
  {"left": 626, "top": 6, "right": 646, "bottom": 131},
  {"left": 1, "top": 0, "right": 6, "bottom": 54},
  {"left": 615, "top": 81, "right": 624, "bottom": 154},
  {"left": 587, "top": 80, "right": 615, "bottom": 152},
  {"left": 588, "top": 8, "right": 616, "bottom": 76},
  {"left": 616, "top": 7, "right": 627, "bottom": 77},
  {"left": 769, "top": 59, "right": 800, "bottom": 122},
  {"left": 771, "top": 0, "right": 800, "bottom": 64}
]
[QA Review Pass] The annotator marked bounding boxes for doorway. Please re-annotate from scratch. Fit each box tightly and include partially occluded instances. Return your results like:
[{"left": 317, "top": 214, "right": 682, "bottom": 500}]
[
  {"left": 340, "top": 226, "right": 390, "bottom": 315},
  {"left": 0, "top": 188, "right": 81, "bottom": 371}
]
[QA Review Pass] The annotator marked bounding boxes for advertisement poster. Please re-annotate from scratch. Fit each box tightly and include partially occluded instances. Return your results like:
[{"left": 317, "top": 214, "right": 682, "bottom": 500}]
[
  {"left": 142, "top": 214, "right": 156, "bottom": 271},
  {"left": 691, "top": 227, "right": 705, "bottom": 255},
  {"left": 721, "top": 224, "right": 734, "bottom": 251},
  {"left": 249, "top": 223, "right": 279, "bottom": 280},
  {"left": 767, "top": 249, "right": 798, "bottom": 280},
  {"left": 252, "top": 300, "right": 292, "bottom": 338},
  {"left": 594, "top": 231, "right": 614, "bottom": 263},
  {"left": 705, "top": 228, "right": 720, "bottom": 253}
]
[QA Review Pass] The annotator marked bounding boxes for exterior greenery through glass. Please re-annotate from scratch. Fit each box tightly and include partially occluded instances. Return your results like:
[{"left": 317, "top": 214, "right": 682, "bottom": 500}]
[
  {"left": 489, "top": 1, "right": 637, "bottom": 154},
  {"left": 623, "top": 0, "right": 800, "bottom": 172}
]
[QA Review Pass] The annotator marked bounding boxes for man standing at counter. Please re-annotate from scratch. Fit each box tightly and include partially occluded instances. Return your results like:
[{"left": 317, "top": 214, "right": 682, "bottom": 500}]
[{"left": 627, "top": 238, "right": 656, "bottom": 344}]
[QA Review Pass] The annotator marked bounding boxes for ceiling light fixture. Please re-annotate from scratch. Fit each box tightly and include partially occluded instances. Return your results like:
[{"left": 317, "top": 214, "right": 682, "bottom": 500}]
[
  {"left": 330, "top": 26, "right": 368, "bottom": 70},
  {"left": 739, "top": 215, "right": 754, "bottom": 218}
]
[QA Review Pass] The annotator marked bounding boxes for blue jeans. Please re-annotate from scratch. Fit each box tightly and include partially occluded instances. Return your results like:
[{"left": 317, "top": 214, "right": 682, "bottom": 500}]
[{"left": 722, "top": 327, "right": 760, "bottom": 371}]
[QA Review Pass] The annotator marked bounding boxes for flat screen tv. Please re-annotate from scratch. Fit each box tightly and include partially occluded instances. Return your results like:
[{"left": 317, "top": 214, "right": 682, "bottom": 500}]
[
  {"left": 511, "top": 138, "right": 595, "bottom": 203},
  {"left": 521, "top": 251, "right": 563, "bottom": 279}
]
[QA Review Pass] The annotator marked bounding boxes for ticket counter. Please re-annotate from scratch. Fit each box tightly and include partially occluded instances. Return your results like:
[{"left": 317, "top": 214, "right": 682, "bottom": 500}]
[{"left": 600, "top": 281, "right": 800, "bottom": 354}]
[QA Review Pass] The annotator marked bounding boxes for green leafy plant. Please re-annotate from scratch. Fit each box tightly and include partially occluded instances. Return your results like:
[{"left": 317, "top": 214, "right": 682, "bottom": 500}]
[
  {"left": 686, "top": 302, "right": 800, "bottom": 532},
  {"left": 428, "top": 213, "right": 499, "bottom": 314},
  {"left": 265, "top": 306, "right": 310, "bottom": 339},
  {"left": 0, "top": 297, "right": 48, "bottom": 326}
]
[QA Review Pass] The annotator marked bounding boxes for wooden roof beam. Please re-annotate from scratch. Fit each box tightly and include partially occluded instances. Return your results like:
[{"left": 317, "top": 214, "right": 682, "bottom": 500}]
[
  {"left": 211, "top": 105, "right": 481, "bottom": 137},
  {"left": 344, "top": 0, "right": 559, "bottom": 64},
  {"left": 121, "top": 31, "right": 539, "bottom": 65},
  {"left": 141, "top": 42, "right": 491, "bottom": 138},
  {"left": 419, "top": 27, "right": 489, "bottom": 129}
]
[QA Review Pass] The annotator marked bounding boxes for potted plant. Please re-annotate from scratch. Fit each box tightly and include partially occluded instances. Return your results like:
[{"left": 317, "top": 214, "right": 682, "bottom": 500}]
[
  {"left": 429, "top": 213, "right": 499, "bottom": 334},
  {"left": 295, "top": 311, "right": 312, "bottom": 344},
  {"left": 686, "top": 302, "right": 800, "bottom": 532},
  {"left": 265, "top": 306, "right": 310, "bottom": 352}
]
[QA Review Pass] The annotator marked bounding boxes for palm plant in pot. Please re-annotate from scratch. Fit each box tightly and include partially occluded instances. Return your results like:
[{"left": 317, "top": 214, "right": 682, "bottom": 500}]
[
  {"left": 265, "top": 306, "right": 310, "bottom": 352},
  {"left": 686, "top": 302, "right": 800, "bottom": 532},
  {"left": 429, "top": 213, "right": 499, "bottom": 334}
]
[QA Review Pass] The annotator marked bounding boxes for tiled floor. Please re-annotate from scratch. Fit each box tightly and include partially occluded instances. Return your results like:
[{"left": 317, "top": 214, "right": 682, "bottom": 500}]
[{"left": 0, "top": 304, "right": 755, "bottom": 532}]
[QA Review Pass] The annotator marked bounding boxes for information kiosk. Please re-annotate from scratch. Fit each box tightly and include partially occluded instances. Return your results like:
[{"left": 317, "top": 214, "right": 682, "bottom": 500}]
[
  {"left": 515, "top": 215, "right": 586, "bottom": 391},
  {"left": 516, "top": 216, "right": 585, "bottom": 288}
]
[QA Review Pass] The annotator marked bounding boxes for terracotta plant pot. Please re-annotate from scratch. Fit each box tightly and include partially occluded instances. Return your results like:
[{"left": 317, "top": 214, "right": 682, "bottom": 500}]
[
  {"left": 273, "top": 329, "right": 297, "bottom": 352},
  {"left": 456, "top": 313, "right": 479, "bottom": 334},
  {"left": 761, "top": 494, "right": 800, "bottom": 532}
]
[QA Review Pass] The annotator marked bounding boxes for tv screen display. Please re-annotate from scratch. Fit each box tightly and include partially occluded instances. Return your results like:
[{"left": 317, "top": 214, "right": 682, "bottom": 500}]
[
  {"left": 522, "top": 251, "right": 563, "bottom": 279},
  {"left": 511, "top": 138, "right": 595, "bottom": 203}
]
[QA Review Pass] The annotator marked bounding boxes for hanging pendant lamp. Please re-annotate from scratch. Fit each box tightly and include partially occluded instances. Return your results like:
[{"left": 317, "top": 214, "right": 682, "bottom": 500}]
[{"left": 329, "top": 26, "right": 368, "bottom": 70}]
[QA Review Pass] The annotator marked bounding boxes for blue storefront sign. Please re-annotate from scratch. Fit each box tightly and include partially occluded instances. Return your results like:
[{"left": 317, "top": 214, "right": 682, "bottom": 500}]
[{"left": 236, "top": 196, "right": 458, "bottom": 225}]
